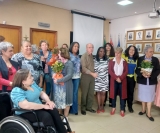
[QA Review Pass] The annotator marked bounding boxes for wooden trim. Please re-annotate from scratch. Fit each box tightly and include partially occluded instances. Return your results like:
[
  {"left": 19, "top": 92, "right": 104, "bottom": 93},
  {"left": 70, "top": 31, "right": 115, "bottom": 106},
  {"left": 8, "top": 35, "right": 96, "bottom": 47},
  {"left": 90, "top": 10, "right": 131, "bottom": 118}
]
[
  {"left": 0, "top": 24, "right": 22, "bottom": 52},
  {"left": 30, "top": 28, "right": 57, "bottom": 44}
]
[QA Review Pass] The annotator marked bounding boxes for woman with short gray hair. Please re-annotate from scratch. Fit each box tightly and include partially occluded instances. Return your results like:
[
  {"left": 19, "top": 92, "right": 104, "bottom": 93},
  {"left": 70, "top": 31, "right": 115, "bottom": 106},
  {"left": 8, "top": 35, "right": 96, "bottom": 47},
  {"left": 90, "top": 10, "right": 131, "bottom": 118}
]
[
  {"left": 135, "top": 46, "right": 160, "bottom": 121},
  {"left": 0, "top": 42, "right": 19, "bottom": 92}
]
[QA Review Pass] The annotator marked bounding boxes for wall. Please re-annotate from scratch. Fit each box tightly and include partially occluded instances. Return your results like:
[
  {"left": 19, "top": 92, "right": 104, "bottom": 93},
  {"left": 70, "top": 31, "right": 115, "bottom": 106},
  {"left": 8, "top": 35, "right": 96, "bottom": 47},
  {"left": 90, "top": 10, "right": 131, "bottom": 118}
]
[
  {"left": 0, "top": 0, "right": 109, "bottom": 47},
  {"left": 0, "top": 0, "right": 72, "bottom": 46},
  {"left": 110, "top": 13, "right": 160, "bottom": 56}
]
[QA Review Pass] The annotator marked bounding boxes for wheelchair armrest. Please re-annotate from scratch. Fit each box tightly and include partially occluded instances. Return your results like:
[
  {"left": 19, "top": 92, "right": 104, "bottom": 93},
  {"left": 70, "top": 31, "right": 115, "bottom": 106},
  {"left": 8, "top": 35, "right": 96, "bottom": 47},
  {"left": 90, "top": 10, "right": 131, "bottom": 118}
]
[{"left": 12, "top": 108, "right": 34, "bottom": 112}]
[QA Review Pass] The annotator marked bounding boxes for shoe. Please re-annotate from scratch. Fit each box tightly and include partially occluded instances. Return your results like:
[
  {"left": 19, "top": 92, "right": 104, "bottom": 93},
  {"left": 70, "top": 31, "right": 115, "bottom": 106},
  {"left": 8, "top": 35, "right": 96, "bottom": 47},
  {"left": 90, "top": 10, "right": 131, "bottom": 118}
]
[
  {"left": 101, "top": 109, "right": 105, "bottom": 113},
  {"left": 128, "top": 107, "right": 134, "bottom": 113},
  {"left": 86, "top": 109, "right": 96, "bottom": 113},
  {"left": 75, "top": 113, "right": 78, "bottom": 115},
  {"left": 139, "top": 111, "right": 146, "bottom": 115},
  {"left": 81, "top": 110, "right": 86, "bottom": 115},
  {"left": 120, "top": 111, "right": 125, "bottom": 117},
  {"left": 110, "top": 109, "right": 116, "bottom": 115},
  {"left": 97, "top": 109, "right": 101, "bottom": 114},
  {"left": 146, "top": 114, "right": 154, "bottom": 121}
]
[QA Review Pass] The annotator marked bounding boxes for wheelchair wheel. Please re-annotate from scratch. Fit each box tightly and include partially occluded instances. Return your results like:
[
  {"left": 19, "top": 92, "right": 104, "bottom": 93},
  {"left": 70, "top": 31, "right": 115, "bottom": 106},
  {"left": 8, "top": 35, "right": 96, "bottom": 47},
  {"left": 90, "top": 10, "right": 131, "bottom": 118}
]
[{"left": 0, "top": 116, "right": 35, "bottom": 133}]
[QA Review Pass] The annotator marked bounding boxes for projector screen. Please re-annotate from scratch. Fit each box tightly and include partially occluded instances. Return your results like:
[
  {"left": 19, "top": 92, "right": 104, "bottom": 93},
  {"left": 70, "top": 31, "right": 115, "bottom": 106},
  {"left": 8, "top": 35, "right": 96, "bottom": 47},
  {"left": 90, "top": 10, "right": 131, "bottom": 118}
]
[{"left": 73, "top": 14, "right": 104, "bottom": 55}]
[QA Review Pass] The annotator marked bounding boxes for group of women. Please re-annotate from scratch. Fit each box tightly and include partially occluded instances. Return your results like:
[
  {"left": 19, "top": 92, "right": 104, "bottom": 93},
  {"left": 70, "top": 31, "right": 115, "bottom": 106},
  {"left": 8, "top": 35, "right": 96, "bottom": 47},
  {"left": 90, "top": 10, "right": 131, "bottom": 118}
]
[{"left": 0, "top": 39, "right": 160, "bottom": 129}]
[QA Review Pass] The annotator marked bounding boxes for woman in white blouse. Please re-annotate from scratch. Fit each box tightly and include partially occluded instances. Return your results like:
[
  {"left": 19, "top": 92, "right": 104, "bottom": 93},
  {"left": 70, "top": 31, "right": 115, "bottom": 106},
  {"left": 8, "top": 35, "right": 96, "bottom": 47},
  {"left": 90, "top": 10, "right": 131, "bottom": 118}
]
[{"left": 108, "top": 47, "right": 128, "bottom": 117}]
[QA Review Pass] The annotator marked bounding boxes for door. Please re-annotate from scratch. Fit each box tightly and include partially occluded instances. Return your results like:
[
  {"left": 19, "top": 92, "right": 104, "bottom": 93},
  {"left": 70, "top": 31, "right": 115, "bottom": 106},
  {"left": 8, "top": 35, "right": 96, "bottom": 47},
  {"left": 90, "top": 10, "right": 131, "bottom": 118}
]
[
  {"left": 0, "top": 24, "right": 22, "bottom": 53},
  {"left": 30, "top": 28, "right": 57, "bottom": 50}
]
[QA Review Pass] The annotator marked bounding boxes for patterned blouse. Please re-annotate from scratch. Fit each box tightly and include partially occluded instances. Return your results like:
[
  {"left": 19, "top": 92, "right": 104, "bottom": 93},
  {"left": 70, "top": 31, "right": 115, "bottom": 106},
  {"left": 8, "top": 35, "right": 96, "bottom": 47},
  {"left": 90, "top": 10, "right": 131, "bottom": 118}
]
[
  {"left": 11, "top": 53, "right": 44, "bottom": 84},
  {"left": 94, "top": 59, "right": 109, "bottom": 91}
]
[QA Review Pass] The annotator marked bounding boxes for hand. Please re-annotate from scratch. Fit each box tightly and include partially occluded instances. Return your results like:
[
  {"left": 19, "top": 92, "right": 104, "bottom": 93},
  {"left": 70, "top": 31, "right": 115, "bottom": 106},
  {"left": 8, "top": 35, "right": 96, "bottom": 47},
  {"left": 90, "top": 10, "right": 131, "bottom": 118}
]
[
  {"left": 116, "top": 78, "right": 121, "bottom": 83},
  {"left": 52, "top": 73, "right": 56, "bottom": 79},
  {"left": 91, "top": 73, "right": 98, "bottom": 78},
  {"left": 54, "top": 79, "right": 58, "bottom": 84},
  {"left": 41, "top": 56, "right": 45, "bottom": 61},
  {"left": 9, "top": 82, "right": 12, "bottom": 86},
  {"left": 43, "top": 104, "right": 51, "bottom": 110},
  {"left": 46, "top": 101, "right": 55, "bottom": 109}
]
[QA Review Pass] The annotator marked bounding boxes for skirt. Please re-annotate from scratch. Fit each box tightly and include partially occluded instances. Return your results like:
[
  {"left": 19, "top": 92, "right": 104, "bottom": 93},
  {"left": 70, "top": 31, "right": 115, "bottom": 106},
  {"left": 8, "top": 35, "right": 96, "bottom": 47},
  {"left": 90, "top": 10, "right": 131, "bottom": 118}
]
[
  {"left": 53, "top": 83, "right": 66, "bottom": 109},
  {"left": 138, "top": 79, "right": 155, "bottom": 102},
  {"left": 154, "top": 82, "right": 160, "bottom": 107}
]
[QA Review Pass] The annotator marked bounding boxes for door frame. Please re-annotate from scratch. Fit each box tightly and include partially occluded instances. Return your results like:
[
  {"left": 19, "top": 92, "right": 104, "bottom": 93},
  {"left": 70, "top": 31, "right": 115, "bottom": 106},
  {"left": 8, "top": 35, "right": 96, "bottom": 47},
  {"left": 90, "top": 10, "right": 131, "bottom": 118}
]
[
  {"left": 0, "top": 24, "right": 22, "bottom": 52},
  {"left": 30, "top": 28, "right": 57, "bottom": 45}
]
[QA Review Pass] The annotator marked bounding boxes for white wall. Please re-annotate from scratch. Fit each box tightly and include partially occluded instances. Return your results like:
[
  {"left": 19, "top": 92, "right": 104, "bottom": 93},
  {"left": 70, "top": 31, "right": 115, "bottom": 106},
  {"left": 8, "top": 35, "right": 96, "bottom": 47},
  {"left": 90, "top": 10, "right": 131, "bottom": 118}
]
[{"left": 110, "top": 13, "right": 160, "bottom": 57}]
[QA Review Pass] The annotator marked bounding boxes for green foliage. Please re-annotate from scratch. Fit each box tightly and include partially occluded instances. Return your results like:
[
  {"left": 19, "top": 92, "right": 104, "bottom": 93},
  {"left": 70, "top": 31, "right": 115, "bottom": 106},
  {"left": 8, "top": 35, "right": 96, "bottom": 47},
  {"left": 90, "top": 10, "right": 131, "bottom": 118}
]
[
  {"left": 140, "top": 60, "right": 153, "bottom": 68},
  {"left": 51, "top": 61, "right": 64, "bottom": 73}
]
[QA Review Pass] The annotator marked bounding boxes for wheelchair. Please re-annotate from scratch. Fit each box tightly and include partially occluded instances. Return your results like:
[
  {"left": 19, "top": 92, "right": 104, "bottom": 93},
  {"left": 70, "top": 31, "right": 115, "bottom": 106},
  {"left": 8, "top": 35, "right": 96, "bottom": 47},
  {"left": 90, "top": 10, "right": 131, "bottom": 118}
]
[{"left": 0, "top": 92, "right": 73, "bottom": 133}]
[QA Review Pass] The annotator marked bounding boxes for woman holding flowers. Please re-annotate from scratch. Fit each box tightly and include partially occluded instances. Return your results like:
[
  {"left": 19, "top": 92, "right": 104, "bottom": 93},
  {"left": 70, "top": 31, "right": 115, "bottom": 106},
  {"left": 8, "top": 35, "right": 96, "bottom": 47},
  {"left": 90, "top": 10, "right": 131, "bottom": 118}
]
[
  {"left": 135, "top": 46, "right": 160, "bottom": 121},
  {"left": 53, "top": 48, "right": 73, "bottom": 120}
]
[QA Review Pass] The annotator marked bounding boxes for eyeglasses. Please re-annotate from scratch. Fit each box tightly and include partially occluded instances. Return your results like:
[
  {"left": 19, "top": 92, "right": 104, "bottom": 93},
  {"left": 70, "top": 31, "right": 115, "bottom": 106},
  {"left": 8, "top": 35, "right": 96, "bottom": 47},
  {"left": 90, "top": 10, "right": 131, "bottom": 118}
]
[{"left": 8, "top": 67, "right": 13, "bottom": 75}]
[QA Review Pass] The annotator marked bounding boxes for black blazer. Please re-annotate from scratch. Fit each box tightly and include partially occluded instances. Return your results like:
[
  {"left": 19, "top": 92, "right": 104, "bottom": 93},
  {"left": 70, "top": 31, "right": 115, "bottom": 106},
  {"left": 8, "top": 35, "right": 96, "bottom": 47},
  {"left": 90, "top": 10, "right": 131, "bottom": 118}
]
[{"left": 135, "top": 55, "right": 160, "bottom": 85}]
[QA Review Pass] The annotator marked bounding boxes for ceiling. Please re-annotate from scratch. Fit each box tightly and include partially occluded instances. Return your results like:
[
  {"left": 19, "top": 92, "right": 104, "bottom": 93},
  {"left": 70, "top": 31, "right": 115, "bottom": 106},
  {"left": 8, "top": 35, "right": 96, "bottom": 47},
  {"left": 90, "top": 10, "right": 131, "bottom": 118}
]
[{"left": 28, "top": 0, "right": 160, "bottom": 19}]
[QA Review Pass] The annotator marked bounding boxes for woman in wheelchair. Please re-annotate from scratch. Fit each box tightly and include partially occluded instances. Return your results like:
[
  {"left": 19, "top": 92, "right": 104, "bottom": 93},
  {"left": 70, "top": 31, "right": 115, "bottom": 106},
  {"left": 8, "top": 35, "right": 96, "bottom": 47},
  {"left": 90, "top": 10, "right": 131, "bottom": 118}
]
[{"left": 11, "top": 69, "right": 68, "bottom": 133}]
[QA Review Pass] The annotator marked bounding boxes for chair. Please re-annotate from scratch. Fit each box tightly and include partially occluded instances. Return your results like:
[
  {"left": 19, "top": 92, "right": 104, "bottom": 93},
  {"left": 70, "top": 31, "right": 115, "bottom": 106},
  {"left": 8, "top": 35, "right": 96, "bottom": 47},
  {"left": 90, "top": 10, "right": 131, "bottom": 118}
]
[{"left": 0, "top": 92, "right": 73, "bottom": 133}]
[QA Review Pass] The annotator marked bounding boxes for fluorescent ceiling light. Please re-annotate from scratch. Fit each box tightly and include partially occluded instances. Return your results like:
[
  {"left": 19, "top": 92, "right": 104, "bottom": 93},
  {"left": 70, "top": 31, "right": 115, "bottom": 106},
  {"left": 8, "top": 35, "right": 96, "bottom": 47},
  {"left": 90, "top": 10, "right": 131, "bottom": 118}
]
[{"left": 117, "top": 0, "right": 133, "bottom": 6}]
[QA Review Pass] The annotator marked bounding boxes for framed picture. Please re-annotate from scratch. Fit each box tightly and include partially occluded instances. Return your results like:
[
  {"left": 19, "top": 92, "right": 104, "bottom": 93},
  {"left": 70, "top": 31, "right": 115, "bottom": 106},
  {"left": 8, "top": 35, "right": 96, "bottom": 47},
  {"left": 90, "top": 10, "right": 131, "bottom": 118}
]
[
  {"left": 154, "top": 42, "right": 160, "bottom": 53},
  {"left": 143, "top": 43, "right": 152, "bottom": 50},
  {"left": 155, "top": 29, "right": 160, "bottom": 40},
  {"left": 135, "top": 43, "right": 143, "bottom": 53},
  {"left": 126, "top": 43, "right": 134, "bottom": 48},
  {"left": 144, "top": 29, "right": 153, "bottom": 40},
  {"left": 127, "top": 31, "right": 134, "bottom": 41},
  {"left": 136, "top": 30, "right": 143, "bottom": 40}
]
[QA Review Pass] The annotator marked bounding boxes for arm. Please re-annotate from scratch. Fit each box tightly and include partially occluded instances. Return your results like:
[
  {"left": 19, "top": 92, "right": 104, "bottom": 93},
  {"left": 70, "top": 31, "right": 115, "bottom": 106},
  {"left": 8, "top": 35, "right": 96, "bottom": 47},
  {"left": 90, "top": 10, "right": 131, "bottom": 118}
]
[
  {"left": 81, "top": 54, "right": 91, "bottom": 74},
  {"left": 0, "top": 73, "right": 12, "bottom": 86},
  {"left": 135, "top": 57, "right": 143, "bottom": 78},
  {"left": 150, "top": 58, "right": 160, "bottom": 80},
  {"left": 40, "top": 91, "right": 50, "bottom": 102},
  {"left": 57, "top": 62, "right": 74, "bottom": 83},
  {"left": 108, "top": 60, "right": 118, "bottom": 80},
  {"left": 119, "top": 61, "right": 128, "bottom": 81}
]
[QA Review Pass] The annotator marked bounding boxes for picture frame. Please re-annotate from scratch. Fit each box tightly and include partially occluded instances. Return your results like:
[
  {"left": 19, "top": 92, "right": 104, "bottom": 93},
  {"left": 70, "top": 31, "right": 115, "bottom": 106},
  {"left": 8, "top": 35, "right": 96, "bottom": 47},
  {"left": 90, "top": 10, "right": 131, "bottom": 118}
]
[
  {"left": 155, "top": 29, "right": 160, "bottom": 40},
  {"left": 154, "top": 42, "right": 160, "bottom": 53},
  {"left": 144, "top": 29, "right": 153, "bottom": 40},
  {"left": 126, "top": 43, "right": 134, "bottom": 48},
  {"left": 143, "top": 43, "right": 152, "bottom": 51},
  {"left": 127, "top": 31, "right": 134, "bottom": 41},
  {"left": 135, "top": 43, "right": 143, "bottom": 53},
  {"left": 135, "top": 30, "right": 143, "bottom": 40}
]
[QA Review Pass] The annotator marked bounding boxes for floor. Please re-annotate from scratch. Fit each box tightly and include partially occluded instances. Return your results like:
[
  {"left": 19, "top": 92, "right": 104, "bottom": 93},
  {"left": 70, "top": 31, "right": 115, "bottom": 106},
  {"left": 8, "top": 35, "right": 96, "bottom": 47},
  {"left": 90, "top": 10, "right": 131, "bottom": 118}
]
[{"left": 68, "top": 91, "right": 160, "bottom": 133}]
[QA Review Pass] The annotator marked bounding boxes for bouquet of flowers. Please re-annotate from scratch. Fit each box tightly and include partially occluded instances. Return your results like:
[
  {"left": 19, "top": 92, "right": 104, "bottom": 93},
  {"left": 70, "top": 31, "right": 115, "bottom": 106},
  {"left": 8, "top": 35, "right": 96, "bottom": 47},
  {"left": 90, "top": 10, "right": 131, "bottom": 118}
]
[
  {"left": 51, "top": 60, "right": 64, "bottom": 85},
  {"left": 47, "top": 45, "right": 59, "bottom": 66},
  {"left": 139, "top": 60, "right": 153, "bottom": 76}
]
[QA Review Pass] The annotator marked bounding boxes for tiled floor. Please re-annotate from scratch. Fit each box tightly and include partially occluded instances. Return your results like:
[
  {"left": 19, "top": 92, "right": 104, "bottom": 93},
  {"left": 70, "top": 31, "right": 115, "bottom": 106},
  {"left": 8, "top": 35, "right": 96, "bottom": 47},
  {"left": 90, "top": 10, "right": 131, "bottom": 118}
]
[{"left": 68, "top": 91, "right": 160, "bottom": 133}]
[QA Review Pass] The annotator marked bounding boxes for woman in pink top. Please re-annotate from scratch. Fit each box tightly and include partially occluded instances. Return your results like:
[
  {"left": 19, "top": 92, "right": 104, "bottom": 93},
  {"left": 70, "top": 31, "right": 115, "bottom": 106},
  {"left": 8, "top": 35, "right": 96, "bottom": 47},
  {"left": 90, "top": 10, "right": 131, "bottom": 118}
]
[{"left": 0, "top": 42, "right": 19, "bottom": 92}]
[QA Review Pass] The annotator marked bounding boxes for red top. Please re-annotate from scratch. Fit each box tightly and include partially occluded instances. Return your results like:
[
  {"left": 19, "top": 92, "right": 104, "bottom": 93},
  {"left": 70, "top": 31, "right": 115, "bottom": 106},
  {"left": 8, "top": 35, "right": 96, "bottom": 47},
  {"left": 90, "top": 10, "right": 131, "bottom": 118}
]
[{"left": 0, "top": 66, "right": 17, "bottom": 91}]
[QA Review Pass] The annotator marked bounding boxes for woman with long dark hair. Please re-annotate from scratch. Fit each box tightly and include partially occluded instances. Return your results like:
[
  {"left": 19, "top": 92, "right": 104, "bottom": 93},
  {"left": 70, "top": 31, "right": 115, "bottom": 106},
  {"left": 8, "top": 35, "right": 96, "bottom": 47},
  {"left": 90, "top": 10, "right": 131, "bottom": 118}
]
[
  {"left": 104, "top": 43, "right": 115, "bottom": 107},
  {"left": 94, "top": 47, "right": 109, "bottom": 113},
  {"left": 69, "top": 42, "right": 80, "bottom": 115},
  {"left": 123, "top": 45, "right": 139, "bottom": 113}
]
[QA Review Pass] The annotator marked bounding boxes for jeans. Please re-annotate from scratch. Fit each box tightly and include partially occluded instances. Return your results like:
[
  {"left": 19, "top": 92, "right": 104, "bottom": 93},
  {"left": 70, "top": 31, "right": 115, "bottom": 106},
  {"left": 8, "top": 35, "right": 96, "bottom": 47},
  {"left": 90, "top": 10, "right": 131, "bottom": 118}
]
[
  {"left": 112, "top": 81, "right": 125, "bottom": 111},
  {"left": 70, "top": 78, "right": 80, "bottom": 114},
  {"left": 126, "top": 76, "right": 135, "bottom": 108},
  {"left": 43, "top": 73, "right": 52, "bottom": 96}
]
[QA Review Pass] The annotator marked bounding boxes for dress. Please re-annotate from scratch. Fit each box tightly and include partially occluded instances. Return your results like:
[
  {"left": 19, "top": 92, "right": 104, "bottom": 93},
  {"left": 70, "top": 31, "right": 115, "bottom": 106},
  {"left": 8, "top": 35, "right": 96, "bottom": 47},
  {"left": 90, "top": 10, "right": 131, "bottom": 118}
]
[
  {"left": 154, "top": 75, "right": 160, "bottom": 107},
  {"left": 138, "top": 79, "right": 156, "bottom": 102},
  {"left": 94, "top": 59, "right": 109, "bottom": 91}
]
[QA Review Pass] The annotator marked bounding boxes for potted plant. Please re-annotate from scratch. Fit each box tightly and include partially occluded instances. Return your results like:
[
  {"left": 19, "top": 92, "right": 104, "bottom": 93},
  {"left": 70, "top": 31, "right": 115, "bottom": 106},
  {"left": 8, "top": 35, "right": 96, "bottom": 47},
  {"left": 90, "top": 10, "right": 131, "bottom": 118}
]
[{"left": 139, "top": 60, "right": 153, "bottom": 76}]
